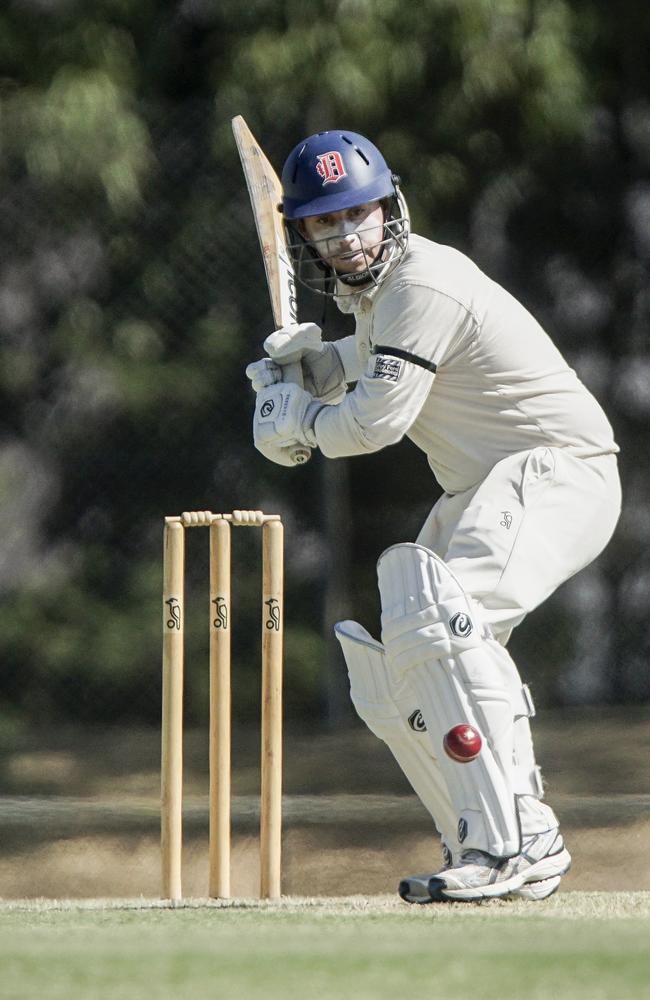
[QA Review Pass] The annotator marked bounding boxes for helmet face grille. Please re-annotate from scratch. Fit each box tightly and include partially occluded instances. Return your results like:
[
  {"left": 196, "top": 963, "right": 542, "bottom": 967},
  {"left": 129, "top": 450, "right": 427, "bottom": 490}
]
[{"left": 285, "top": 189, "right": 411, "bottom": 299}]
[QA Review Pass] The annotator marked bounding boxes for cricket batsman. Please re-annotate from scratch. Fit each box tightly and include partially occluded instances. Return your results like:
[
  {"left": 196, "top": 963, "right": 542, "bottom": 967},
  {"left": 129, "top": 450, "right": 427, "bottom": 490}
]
[{"left": 245, "top": 130, "right": 621, "bottom": 902}]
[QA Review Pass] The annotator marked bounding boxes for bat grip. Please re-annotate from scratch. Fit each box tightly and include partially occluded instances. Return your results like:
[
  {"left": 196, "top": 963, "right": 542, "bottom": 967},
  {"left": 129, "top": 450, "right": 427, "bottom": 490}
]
[{"left": 281, "top": 362, "right": 311, "bottom": 466}]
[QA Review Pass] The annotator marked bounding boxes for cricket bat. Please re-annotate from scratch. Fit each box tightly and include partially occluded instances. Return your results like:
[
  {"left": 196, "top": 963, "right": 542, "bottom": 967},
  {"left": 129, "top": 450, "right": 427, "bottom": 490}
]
[{"left": 232, "top": 115, "right": 311, "bottom": 466}]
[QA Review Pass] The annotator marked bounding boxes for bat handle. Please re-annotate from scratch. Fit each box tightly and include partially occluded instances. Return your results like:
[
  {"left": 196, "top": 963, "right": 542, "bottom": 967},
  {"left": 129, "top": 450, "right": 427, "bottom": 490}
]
[{"left": 281, "top": 362, "right": 311, "bottom": 466}]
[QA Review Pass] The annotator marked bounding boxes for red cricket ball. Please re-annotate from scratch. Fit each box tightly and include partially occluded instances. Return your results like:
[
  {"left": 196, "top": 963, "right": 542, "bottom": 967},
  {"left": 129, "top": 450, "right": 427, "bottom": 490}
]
[{"left": 443, "top": 724, "right": 482, "bottom": 763}]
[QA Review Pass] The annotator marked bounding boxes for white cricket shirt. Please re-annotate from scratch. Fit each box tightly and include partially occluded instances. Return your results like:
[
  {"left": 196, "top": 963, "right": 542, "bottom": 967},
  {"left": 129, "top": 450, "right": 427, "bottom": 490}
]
[{"left": 313, "top": 234, "right": 618, "bottom": 494}]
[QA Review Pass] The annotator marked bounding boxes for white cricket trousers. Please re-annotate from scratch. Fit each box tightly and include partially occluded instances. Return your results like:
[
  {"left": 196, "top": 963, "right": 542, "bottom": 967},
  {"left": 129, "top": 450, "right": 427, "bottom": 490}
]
[{"left": 417, "top": 447, "right": 621, "bottom": 638}]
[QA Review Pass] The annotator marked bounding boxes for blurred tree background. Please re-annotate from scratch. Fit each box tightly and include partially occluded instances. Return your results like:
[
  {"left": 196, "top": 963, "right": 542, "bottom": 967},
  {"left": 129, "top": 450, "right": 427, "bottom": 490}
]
[{"left": 0, "top": 0, "right": 649, "bottom": 739}]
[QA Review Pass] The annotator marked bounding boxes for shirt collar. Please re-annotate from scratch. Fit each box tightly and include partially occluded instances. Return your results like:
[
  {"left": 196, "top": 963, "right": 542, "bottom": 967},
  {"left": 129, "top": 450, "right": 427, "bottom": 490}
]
[{"left": 334, "top": 280, "right": 381, "bottom": 314}]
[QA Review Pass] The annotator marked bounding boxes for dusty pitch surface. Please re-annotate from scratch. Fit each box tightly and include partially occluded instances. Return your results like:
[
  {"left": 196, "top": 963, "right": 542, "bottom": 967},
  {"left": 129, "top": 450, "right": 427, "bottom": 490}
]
[
  {"left": 2, "top": 894, "right": 650, "bottom": 1000},
  {"left": 2, "top": 708, "right": 650, "bottom": 899},
  {"left": 1, "top": 797, "right": 648, "bottom": 898},
  {"left": 2, "top": 889, "right": 650, "bottom": 917}
]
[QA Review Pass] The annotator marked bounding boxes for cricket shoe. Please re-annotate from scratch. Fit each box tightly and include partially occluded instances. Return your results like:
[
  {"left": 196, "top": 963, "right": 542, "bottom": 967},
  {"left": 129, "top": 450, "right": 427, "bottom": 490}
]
[
  {"left": 398, "top": 843, "right": 454, "bottom": 904},
  {"left": 398, "top": 870, "right": 562, "bottom": 904},
  {"left": 398, "top": 834, "right": 568, "bottom": 904},
  {"left": 428, "top": 829, "right": 571, "bottom": 902}
]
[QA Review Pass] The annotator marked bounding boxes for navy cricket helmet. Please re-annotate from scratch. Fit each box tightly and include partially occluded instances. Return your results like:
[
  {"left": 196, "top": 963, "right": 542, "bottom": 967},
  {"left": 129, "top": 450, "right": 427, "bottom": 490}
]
[
  {"left": 280, "top": 129, "right": 410, "bottom": 295},
  {"left": 282, "top": 130, "right": 398, "bottom": 219}
]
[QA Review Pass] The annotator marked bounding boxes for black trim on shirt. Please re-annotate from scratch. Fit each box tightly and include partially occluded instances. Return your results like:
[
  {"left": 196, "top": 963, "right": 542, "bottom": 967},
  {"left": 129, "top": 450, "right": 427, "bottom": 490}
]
[{"left": 371, "top": 345, "right": 437, "bottom": 374}]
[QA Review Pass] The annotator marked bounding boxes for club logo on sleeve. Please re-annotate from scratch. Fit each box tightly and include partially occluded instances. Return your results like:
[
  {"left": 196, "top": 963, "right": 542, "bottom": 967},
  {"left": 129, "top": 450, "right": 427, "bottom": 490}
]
[
  {"left": 260, "top": 398, "right": 275, "bottom": 418},
  {"left": 316, "top": 151, "right": 347, "bottom": 185},
  {"left": 371, "top": 354, "right": 403, "bottom": 382}
]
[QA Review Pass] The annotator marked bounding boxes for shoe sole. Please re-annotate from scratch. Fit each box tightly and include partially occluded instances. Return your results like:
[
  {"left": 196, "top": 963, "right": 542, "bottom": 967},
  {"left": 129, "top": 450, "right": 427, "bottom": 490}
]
[
  {"left": 432, "top": 848, "right": 572, "bottom": 902},
  {"left": 510, "top": 875, "right": 562, "bottom": 900}
]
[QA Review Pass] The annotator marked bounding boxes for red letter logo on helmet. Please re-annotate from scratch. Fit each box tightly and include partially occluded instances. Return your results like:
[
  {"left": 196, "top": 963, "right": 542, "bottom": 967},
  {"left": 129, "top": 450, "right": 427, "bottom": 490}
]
[{"left": 315, "top": 151, "right": 347, "bottom": 185}]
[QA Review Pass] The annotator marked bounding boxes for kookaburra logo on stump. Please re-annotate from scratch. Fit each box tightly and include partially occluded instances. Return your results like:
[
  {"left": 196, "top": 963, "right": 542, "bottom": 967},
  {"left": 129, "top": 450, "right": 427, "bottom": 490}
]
[
  {"left": 165, "top": 597, "right": 181, "bottom": 630},
  {"left": 265, "top": 597, "right": 281, "bottom": 631},
  {"left": 212, "top": 596, "right": 228, "bottom": 630}
]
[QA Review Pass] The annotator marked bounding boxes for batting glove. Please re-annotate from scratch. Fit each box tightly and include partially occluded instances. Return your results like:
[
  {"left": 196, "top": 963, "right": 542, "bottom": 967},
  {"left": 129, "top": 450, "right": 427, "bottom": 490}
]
[
  {"left": 264, "top": 323, "right": 346, "bottom": 404},
  {"left": 253, "top": 382, "right": 323, "bottom": 452}
]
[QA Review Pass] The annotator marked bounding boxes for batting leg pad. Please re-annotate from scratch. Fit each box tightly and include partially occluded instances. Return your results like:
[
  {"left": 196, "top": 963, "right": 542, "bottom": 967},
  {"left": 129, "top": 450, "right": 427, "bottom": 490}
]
[
  {"left": 485, "top": 640, "right": 558, "bottom": 834},
  {"left": 377, "top": 543, "right": 541, "bottom": 857},
  {"left": 334, "top": 620, "right": 459, "bottom": 843}
]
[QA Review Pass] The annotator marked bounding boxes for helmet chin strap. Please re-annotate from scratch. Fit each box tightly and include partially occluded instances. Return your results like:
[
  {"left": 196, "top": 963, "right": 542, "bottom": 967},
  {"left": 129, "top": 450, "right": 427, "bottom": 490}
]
[
  {"left": 335, "top": 225, "right": 399, "bottom": 288},
  {"left": 337, "top": 266, "right": 376, "bottom": 287}
]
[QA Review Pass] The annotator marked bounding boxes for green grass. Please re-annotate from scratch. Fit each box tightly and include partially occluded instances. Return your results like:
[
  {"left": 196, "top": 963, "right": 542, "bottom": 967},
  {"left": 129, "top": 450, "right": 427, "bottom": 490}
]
[{"left": 1, "top": 894, "right": 650, "bottom": 999}]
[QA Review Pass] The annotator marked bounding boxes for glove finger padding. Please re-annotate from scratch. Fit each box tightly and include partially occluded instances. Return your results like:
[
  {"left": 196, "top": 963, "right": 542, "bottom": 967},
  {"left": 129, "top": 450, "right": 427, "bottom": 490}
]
[
  {"left": 260, "top": 323, "right": 346, "bottom": 403},
  {"left": 264, "top": 322, "right": 323, "bottom": 363},
  {"left": 245, "top": 357, "right": 283, "bottom": 392}
]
